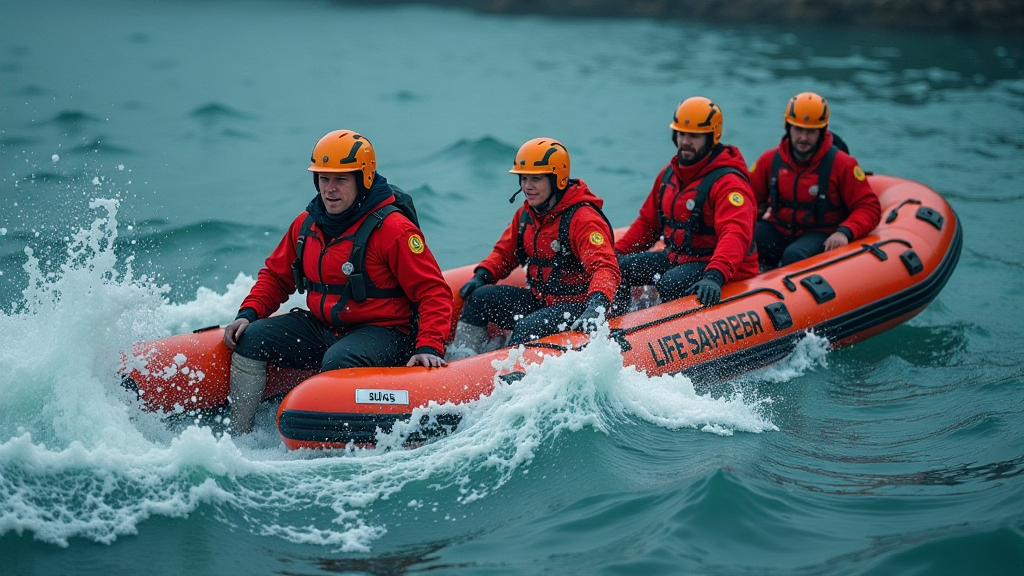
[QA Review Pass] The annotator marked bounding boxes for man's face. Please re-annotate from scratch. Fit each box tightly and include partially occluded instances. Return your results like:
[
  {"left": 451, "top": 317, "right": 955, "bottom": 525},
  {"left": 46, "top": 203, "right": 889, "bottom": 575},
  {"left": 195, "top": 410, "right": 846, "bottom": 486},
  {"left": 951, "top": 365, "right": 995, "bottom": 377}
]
[
  {"left": 520, "top": 174, "right": 553, "bottom": 208},
  {"left": 675, "top": 131, "right": 711, "bottom": 165},
  {"left": 788, "top": 125, "right": 822, "bottom": 159},
  {"left": 317, "top": 172, "right": 359, "bottom": 214}
]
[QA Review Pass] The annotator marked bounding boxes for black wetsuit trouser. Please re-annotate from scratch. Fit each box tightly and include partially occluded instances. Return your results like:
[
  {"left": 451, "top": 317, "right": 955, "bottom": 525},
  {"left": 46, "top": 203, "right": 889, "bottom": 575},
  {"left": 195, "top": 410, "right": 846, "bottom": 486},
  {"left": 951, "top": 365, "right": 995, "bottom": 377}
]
[
  {"left": 613, "top": 250, "right": 707, "bottom": 311},
  {"left": 232, "top": 309, "right": 413, "bottom": 371},
  {"left": 755, "top": 222, "right": 831, "bottom": 270},
  {"left": 459, "top": 285, "right": 587, "bottom": 346}
]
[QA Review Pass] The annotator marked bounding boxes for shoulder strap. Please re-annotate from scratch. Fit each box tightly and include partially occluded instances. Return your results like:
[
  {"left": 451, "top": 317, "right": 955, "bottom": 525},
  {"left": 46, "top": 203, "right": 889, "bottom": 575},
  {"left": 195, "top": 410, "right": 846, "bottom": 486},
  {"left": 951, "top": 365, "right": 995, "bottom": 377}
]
[
  {"left": 292, "top": 214, "right": 317, "bottom": 294},
  {"left": 514, "top": 209, "right": 533, "bottom": 267},
  {"left": 769, "top": 146, "right": 843, "bottom": 226},
  {"left": 387, "top": 184, "right": 420, "bottom": 228},
  {"left": 671, "top": 166, "right": 747, "bottom": 257},
  {"left": 656, "top": 166, "right": 675, "bottom": 230},
  {"left": 515, "top": 202, "right": 608, "bottom": 299},
  {"left": 690, "top": 166, "right": 748, "bottom": 227},
  {"left": 556, "top": 203, "right": 583, "bottom": 257},
  {"left": 811, "top": 146, "right": 839, "bottom": 222},
  {"left": 769, "top": 150, "right": 784, "bottom": 215},
  {"left": 831, "top": 132, "right": 850, "bottom": 154},
  {"left": 694, "top": 167, "right": 747, "bottom": 205},
  {"left": 344, "top": 204, "right": 404, "bottom": 303},
  {"left": 557, "top": 201, "right": 613, "bottom": 260},
  {"left": 303, "top": 205, "right": 408, "bottom": 307}
]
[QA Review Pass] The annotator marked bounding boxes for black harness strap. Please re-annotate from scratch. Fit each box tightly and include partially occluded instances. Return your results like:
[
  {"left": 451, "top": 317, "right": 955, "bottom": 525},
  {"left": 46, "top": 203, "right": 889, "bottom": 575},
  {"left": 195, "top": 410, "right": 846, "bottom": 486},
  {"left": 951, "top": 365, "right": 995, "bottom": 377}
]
[
  {"left": 659, "top": 166, "right": 748, "bottom": 257},
  {"left": 514, "top": 201, "right": 612, "bottom": 298},
  {"left": 769, "top": 145, "right": 841, "bottom": 228},
  {"left": 292, "top": 205, "right": 407, "bottom": 322},
  {"left": 513, "top": 210, "right": 533, "bottom": 269},
  {"left": 292, "top": 215, "right": 317, "bottom": 294},
  {"left": 811, "top": 146, "right": 838, "bottom": 223}
]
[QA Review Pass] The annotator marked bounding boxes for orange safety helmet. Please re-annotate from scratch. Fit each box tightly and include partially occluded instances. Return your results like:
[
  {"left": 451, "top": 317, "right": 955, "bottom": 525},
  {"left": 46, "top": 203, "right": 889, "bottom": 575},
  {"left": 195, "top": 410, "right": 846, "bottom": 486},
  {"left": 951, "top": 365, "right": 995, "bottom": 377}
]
[
  {"left": 784, "top": 92, "right": 829, "bottom": 129},
  {"left": 307, "top": 130, "right": 376, "bottom": 189},
  {"left": 669, "top": 97, "right": 723, "bottom": 145},
  {"left": 509, "top": 137, "right": 570, "bottom": 190}
]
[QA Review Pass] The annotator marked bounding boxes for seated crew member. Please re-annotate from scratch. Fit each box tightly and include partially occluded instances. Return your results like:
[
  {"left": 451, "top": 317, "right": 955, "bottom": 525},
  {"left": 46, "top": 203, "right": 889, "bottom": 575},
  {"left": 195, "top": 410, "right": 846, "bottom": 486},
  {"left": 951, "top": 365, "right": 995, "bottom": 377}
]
[
  {"left": 451, "top": 137, "right": 620, "bottom": 353},
  {"left": 222, "top": 130, "right": 454, "bottom": 434},
  {"left": 614, "top": 96, "right": 758, "bottom": 311},
  {"left": 750, "top": 92, "right": 881, "bottom": 269}
]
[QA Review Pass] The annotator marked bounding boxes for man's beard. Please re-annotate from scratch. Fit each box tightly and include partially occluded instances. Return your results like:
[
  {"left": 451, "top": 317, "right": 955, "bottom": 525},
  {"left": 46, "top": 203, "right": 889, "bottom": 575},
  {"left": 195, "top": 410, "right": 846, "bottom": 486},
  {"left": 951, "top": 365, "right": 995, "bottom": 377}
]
[
  {"left": 678, "top": 142, "right": 710, "bottom": 166},
  {"left": 790, "top": 130, "right": 823, "bottom": 162}
]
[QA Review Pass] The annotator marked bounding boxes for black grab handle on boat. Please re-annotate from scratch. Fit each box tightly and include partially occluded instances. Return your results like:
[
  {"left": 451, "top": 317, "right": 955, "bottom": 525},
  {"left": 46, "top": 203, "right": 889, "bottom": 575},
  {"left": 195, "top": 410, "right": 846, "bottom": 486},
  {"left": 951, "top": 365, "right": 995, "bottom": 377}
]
[
  {"left": 782, "top": 239, "right": 912, "bottom": 291},
  {"left": 886, "top": 198, "right": 922, "bottom": 223}
]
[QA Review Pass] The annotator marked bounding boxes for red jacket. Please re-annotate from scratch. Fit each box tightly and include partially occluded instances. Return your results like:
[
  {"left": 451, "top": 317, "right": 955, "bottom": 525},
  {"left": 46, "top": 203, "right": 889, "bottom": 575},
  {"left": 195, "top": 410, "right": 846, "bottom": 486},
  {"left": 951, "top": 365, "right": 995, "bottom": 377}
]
[
  {"left": 750, "top": 131, "right": 880, "bottom": 240},
  {"left": 477, "top": 179, "right": 621, "bottom": 306},
  {"left": 615, "top": 145, "right": 759, "bottom": 282},
  {"left": 239, "top": 196, "right": 454, "bottom": 355}
]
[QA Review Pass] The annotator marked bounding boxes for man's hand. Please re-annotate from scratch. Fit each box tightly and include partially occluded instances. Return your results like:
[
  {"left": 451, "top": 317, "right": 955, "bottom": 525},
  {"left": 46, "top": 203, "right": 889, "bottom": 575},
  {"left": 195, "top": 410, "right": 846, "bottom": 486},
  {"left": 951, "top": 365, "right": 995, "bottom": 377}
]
[
  {"left": 571, "top": 292, "right": 611, "bottom": 332},
  {"left": 823, "top": 231, "right": 850, "bottom": 251},
  {"left": 407, "top": 353, "right": 447, "bottom": 368},
  {"left": 686, "top": 269, "right": 725, "bottom": 307},
  {"left": 223, "top": 318, "right": 250, "bottom": 349},
  {"left": 459, "top": 269, "right": 494, "bottom": 301}
]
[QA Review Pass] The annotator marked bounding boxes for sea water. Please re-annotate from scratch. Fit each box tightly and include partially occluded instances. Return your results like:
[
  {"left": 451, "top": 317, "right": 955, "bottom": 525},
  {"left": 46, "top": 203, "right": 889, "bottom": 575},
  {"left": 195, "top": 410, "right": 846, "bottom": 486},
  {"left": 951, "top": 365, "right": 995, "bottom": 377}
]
[{"left": 1, "top": 0, "right": 1022, "bottom": 574}]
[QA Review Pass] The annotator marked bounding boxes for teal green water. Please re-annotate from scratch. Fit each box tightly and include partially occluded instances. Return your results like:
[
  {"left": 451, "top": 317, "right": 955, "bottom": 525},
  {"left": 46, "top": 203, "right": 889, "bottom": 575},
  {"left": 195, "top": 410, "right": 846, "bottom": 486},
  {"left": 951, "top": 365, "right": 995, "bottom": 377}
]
[{"left": 1, "top": 0, "right": 1023, "bottom": 574}]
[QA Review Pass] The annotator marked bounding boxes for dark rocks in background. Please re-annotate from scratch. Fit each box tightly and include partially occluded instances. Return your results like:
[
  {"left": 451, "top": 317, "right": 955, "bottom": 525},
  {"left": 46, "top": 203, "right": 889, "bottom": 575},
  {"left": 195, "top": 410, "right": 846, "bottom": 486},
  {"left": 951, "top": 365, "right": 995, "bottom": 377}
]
[{"left": 344, "top": 0, "right": 1024, "bottom": 34}]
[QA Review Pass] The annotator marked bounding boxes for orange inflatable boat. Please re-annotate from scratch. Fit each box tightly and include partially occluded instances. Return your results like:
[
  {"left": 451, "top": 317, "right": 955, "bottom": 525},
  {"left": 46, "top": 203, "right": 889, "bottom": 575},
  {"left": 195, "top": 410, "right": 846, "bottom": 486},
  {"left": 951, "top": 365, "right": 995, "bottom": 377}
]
[{"left": 124, "top": 174, "right": 961, "bottom": 449}]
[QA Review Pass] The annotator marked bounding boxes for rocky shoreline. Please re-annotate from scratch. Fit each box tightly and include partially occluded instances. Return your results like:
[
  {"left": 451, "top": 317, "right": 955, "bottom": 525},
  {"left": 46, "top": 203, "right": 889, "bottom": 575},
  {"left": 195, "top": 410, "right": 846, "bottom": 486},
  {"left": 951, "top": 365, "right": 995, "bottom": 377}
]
[{"left": 346, "top": 0, "right": 1024, "bottom": 34}]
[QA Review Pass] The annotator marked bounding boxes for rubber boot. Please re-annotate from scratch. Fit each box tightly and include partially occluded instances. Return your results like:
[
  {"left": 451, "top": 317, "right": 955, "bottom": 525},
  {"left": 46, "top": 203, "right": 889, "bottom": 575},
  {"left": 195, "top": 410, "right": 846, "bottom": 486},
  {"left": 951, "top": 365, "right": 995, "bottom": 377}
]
[
  {"left": 447, "top": 321, "right": 490, "bottom": 360},
  {"left": 228, "top": 354, "right": 267, "bottom": 435}
]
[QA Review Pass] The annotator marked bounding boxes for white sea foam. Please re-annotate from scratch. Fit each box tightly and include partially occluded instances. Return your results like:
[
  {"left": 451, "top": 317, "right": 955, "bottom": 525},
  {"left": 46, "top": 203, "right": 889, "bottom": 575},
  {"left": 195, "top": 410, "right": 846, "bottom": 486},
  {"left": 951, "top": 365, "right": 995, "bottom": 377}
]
[
  {"left": 0, "top": 197, "right": 800, "bottom": 552},
  {"left": 741, "top": 331, "right": 831, "bottom": 384}
]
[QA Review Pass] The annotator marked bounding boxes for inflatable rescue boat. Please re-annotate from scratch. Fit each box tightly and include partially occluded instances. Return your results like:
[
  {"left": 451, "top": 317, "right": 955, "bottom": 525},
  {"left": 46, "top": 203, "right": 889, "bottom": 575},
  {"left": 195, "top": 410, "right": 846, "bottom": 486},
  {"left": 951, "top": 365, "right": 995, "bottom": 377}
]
[{"left": 125, "top": 174, "right": 961, "bottom": 449}]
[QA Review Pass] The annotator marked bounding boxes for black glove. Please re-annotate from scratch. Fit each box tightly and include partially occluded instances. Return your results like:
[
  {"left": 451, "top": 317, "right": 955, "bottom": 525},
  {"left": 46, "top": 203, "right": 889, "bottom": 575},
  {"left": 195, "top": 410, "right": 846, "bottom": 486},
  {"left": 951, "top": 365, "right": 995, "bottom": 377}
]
[
  {"left": 571, "top": 292, "right": 612, "bottom": 331},
  {"left": 686, "top": 269, "right": 725, "bottom": 307},
  {"left": 459, "top": 268, "right": 494, "bottom": 300}
]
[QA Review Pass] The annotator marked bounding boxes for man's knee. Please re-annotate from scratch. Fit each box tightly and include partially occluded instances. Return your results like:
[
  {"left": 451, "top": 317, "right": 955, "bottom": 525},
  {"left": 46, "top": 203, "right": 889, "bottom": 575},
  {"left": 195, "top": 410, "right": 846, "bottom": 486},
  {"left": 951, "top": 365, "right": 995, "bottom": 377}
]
[
  {"left": 656, "top": 278, "right": 688, "bottom": 302},
  {"left": 656, "top": 263, "right": 704, "bottom": 302},
  {"left": 458, "top": 285, "right": 498, "bottom": 327},
  {"left": 781, "top": 234, "right": 827, "bottom": 266},
  {"left": 320, "top": 328, "right": 410, "bottom": 371},
  {"left": 508, "top": 314, "right": 551, "bottom": 346},
  {"left": 232, "top": 318, "right": 275, "bottom": 360},
  {"left": 618, "top": 252, "right": 665, "bottom": 285},
  {"left": 320, "top": 346, "right": 371, "bottom": 371}
]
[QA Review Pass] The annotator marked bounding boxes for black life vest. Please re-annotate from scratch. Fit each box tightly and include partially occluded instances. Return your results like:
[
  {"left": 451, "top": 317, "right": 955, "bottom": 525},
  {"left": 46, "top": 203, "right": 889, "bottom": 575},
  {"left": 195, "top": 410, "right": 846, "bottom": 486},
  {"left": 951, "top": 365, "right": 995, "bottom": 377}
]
[
  {"left": 291, "top": 185, "right": 418, "bottom": 309},
  {"left": 513, "top": 200, "right": 612, "bottom": 299},
  {"left": 658, "top": 165, "right": 749, "bottom": 258}
]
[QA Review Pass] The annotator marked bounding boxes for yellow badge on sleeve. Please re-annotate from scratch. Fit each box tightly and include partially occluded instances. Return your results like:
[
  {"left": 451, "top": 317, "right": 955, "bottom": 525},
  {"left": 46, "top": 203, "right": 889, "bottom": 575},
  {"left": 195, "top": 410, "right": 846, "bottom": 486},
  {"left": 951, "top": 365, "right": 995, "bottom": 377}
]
[
  {"left": 589, "top": 231, "right": 605, "bottom": 246},
  {"left": 728, "top": 192, "right": 745, "bottom": 207},
  {"left": 408, "top": 234, "right": 425, "bottom": 254},
  {"left": 853, "top": 165, "right": 866, "bottom": 181}
]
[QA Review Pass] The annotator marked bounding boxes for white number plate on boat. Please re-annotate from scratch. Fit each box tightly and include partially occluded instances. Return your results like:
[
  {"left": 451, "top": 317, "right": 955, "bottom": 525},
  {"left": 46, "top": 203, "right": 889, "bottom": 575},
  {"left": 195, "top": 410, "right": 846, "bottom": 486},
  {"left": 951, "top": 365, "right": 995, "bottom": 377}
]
[{"left": 355, "top": 389, "right": 409, "bottom": 405}]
